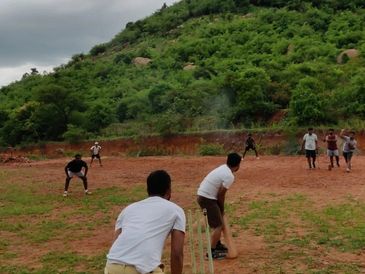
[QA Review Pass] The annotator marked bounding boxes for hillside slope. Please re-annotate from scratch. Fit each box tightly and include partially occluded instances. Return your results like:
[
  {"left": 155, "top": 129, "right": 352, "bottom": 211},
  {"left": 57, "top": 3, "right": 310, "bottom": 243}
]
[{"left": 1, "top": 0, "right": 365, "bottom": 145}]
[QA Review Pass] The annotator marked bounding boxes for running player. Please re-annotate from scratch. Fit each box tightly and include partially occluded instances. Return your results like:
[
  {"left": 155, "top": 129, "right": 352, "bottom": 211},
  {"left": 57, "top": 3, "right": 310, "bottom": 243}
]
[
  {"left": 242, "top": 133, "right": 259, "bottom": 159},
  {"left": 197, "top": 153, "right": 241, "bottom": 259},
  {"left": 323, "top": 128, "right": 340, "bottom": 169},
  {"left": 105, "top": 170, "right": 185, "bottom": 274},
  {"left": 63, "top": 154, "right": 91, "bottom": 197},
  {"left": 340, "top": 129, "right": 357, "bottom": 173},
  {"left": 90, "top": 141, "right": 102, "bottom": 167},
  {"left": 302, "top": 128, "right": 318, "bottom": 169}
]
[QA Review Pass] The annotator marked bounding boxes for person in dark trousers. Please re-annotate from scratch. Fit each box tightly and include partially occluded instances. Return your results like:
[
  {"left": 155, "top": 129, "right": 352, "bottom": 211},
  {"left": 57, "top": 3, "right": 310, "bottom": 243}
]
[
  {"left": 64, "top": 154, "right": 90, "bottom": 197},
  {"left": 323, "top": 129, "right": 340, "bottom": 169},
  {"left": 243, "top": 133, "right": 259, "bottom": 159},
  {"left": 90, "top": 141, "right": 102, "bottom": 167},
  {"left": 197, "top": 153, "right": 241, "bottom": 259},
  {"left": 302, "top": 128, "right": 318, "bottom": 169},
  {"left": 340, "top": 129, "right": 357, "bottom": 173}
]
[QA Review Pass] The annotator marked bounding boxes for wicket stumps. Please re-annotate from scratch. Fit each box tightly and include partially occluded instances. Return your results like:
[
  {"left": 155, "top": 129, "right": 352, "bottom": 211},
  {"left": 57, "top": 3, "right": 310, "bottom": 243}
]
[{"left": 187, "top": 209, "right": 214, "bottom": 274}]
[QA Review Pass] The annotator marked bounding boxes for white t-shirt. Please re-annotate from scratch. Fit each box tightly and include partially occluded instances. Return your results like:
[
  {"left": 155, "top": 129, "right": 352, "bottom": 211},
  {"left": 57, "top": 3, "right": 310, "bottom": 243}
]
[
  {"left": 90, "top": 145, "right": 101, "bottom": 155},
  {"left": 197, "top": 164, "right": 234, "bottom": 200},
  {"left": 106, "top": 196, "right": 186, "bottom": 274},
  {"left": 303, "top": 133, "right": 317, "bottom": 150},
  {"left": 342, "top": 136, "right": 357, "bottom": 153}
]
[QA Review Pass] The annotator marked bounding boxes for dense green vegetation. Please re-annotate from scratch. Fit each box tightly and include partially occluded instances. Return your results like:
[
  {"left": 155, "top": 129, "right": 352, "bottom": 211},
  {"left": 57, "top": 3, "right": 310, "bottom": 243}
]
[{"left": 1, "top": 0, "right": 365, "bottom": 145}]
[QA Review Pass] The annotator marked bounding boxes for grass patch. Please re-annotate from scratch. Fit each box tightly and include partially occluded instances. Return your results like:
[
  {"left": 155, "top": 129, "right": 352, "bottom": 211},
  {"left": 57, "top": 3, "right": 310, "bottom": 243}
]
[
  {"left": 0, "top": 185, "right": 54, "bottom": 217},
  {"left": 235, "top": 194, "right": 365, "bottom": 273}
]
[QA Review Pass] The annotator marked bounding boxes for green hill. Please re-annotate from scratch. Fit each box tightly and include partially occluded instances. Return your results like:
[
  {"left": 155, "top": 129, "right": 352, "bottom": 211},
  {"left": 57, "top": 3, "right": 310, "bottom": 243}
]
[{"left": 1, "top": 0, "right": 365, "bottom": 145}]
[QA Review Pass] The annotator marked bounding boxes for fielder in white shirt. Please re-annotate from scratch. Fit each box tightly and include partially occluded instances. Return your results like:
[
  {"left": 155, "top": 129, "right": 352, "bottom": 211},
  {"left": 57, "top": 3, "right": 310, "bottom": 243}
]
[
  {"left": 196, "top": 153, "right": 241, "bottom": 259},
  {"left": 90, "top": 141, "right": 102, "bottom": 167},
  {"left": 105, "top": 170, "right": 186, "bottom": 274},
  {"left": 301, "top": 128, "right": 318, "bottom": 169}
]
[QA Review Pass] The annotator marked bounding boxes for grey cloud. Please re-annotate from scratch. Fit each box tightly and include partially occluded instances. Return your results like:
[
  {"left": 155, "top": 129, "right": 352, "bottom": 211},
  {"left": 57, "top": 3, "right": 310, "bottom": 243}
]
[{"left": 0, "top": 0, "right": 178, "bottom": 67}]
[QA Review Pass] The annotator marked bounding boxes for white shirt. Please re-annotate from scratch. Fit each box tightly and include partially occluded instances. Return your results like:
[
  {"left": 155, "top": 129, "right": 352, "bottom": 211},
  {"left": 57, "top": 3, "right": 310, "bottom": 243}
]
[
  {"left": 90, "top": 145, "right": 101, "bottom": 155},
  {"left": 197, "top": 164, "right": 234, "bottom": 200},
  {"left": 106, "top": 197, "right": 186, "bottom": 274},
  {"left": 342, "top": 136, "right": 357, "bottom": 152},
  {"left": 303, "top": 133, "right": 317, "bottom": 150}
]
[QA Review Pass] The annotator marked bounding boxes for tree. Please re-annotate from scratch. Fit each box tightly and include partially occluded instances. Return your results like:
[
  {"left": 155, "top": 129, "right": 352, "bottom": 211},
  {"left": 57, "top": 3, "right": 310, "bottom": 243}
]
[
  {"left": 289, "top": 77, "right": 328, "bottom": 125},
  {"left": 85, "top": 103, "right": 115, "bottom": 132}
]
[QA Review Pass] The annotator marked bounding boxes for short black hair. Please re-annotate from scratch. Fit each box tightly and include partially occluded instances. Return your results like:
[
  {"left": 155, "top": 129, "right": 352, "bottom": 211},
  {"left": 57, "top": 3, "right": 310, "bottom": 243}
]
[
  {"left": 248, "top": 133, "right": 252, "bottom": 137},
  {"left": 308, "top": 127, "right": 313, "bottom": 131},
  {"left": 74, "top": 154, "right": 82, "bottom": 158},
  {"left": 350, "top": 131, "right": 355, "bottom": 135},
  {"left": 329, "top": 128, "right": 334, "bottom": 132},
  {"left": 226, "top": 153, "right": 241, "bottom": 168},
  {"left": 147, "top": 170, "right": 171, "bottom": 197}
]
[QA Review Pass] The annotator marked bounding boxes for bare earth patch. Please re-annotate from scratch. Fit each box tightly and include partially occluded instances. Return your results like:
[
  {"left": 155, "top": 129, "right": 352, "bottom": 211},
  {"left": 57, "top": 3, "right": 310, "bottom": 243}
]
[{"left": 1, "top": 155, "right": 365, "bottom": 273}]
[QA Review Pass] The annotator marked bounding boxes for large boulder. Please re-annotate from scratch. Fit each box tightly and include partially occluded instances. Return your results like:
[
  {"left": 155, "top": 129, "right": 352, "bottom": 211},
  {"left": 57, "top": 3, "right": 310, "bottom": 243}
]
[
  {"left": 132, "top": 57, "right": 152, "bottom": 66},
  {"left": 183, "top": 63, "right": 196, "bottom": 70},
  {"left": 337, "top": 49, "right": 359, "bottom": 64}
]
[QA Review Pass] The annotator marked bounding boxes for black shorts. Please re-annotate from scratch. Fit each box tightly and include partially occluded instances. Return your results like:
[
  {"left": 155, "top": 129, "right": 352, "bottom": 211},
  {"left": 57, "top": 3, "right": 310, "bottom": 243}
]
[
  {"left": 343, "top": 151, "right": 353, "bottom": 160},
  {"left": 197, "top": 196, "right": 223, "bottom": 228},
  {"left": 91, "top": 154, "right": 100, "bottom": 159},
  {"left": 245, "top": 145, "right": 256, "bottom": 151},
  {"left": 305, "top": 150, "right": 316, "bottom": 158}
]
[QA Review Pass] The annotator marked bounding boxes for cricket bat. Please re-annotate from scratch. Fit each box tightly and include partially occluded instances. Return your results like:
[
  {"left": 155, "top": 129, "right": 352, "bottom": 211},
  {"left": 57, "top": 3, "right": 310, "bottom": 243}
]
[{"left": 222, "top": 215, "right": 238, "bottom": 259}]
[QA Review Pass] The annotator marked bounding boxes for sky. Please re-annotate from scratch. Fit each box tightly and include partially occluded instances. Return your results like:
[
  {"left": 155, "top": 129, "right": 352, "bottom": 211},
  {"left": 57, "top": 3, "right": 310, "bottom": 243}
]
[{"left": 0, "top": 0, "right": 178, "bottom": 87}]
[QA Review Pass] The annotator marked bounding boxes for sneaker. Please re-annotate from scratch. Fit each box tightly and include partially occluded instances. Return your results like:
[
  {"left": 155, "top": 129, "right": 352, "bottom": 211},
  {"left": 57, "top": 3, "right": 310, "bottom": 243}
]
[
  {"left": 216, "top": 241, "right": 228, "bottom": 252},
  {"left": 63, "top": 191, "right": 68, "bottom": 197},
  {"left": 256, "top": 157, "right": 260, "bottom": 160},
  {"left": 346, "top": 168, "right": 350, "bottom": 173},
  {"left": 208, "top": 248, "right": 226, "bottom": 260},
  {"left": 85, "top": 191, "right": 92, "bottom": 195}
]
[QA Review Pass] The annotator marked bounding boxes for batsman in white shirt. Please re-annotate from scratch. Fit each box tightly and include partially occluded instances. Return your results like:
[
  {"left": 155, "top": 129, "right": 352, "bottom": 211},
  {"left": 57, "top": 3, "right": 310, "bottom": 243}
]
[{"left": 90, "top": 141, "right": 102, "bottom": 167}]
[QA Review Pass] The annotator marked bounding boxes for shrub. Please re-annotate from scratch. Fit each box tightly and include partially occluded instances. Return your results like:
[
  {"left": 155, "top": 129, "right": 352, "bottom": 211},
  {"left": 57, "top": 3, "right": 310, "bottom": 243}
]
[
  {"left": 63, "top": 125, "right": 87, "bottom": 144},
  {"left": 199, "top": 143, "right": 225, "bottom": 156},
  {"left": 90, "top": 44, "right": 107, "bottom": 56}
]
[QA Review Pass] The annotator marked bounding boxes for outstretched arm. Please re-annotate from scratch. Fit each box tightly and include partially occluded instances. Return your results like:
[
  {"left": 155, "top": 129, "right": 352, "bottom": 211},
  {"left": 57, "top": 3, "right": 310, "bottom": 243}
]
[
  {"left": 339, "top": 129, "right": 347, "bottom": 140},
  {"left": 170, "top": 229, "right": 185, "bottom": 274}
]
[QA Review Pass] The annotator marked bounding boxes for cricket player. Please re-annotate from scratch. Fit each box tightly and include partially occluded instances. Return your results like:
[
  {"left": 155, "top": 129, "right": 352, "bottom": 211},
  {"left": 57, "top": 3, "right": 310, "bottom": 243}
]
[
  {"left": 64, "top": 154, "right": 90, "bottom": 197},
  {"left": 90, "top": 141, "right": 102, "bottom": 167},
  {"left": 196, "top": 153, "right": 241, "bottom": 259},
  {"left": 105, "top": 170, "right": 185, "bottom": 274}
]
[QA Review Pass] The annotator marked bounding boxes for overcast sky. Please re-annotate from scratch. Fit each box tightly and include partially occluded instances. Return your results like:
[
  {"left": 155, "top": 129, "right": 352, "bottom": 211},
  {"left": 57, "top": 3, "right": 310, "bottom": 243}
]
[{"left": 0, "top": 0, "right": 178, "bottom": 87}]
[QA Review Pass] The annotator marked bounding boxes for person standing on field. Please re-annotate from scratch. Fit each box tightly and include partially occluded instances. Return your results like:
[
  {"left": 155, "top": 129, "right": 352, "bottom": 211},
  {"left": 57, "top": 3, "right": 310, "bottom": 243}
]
[
  {"left": 64, "top": 154, "right": 90, "bottom": 197},
  {"left": 105, "top": 170, "right": 185, "bottom": 274},
  {"left": 340, "top": 129, "right": 357, "bottom": 173},
  {"left": 90, "top": 141, "right": 102, "bottom": 167},
  {"left": 197, "top": 153, "right": 241, "bottom": 259},
  {"left": 323, "top": 128, "right": 340, "bottom": 169},
  {"left": 242, "top": 133, "right": 259, "bottom": 159},
  {"left": 302, "top": 128, "right": 318, "bottom": 169}
]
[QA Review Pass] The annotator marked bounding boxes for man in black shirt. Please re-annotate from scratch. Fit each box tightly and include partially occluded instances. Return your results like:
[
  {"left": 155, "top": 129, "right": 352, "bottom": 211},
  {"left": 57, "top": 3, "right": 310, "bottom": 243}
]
[
  {"left": 64, "top": 154, "right": 90, "bottom": 197},
  {"left": 243, "top": 133, "right": 259, "bottom": 159}
]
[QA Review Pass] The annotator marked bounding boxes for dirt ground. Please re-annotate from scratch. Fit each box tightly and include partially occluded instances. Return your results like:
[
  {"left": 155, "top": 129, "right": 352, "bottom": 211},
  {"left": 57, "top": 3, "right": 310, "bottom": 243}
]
[{"left": 2, "top": 155, "right": 365, "bottom": 273}]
